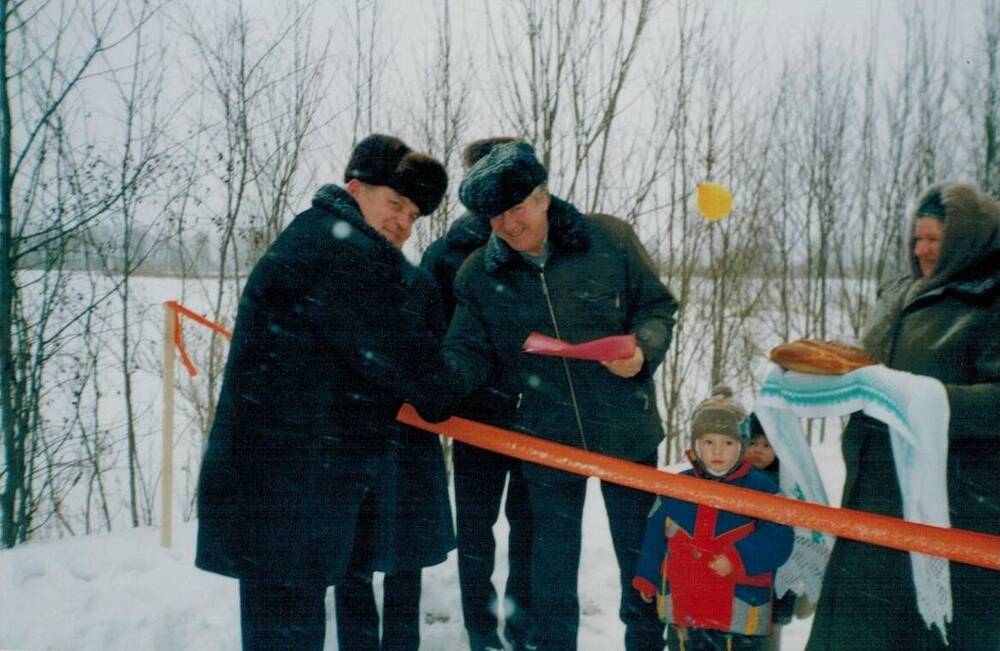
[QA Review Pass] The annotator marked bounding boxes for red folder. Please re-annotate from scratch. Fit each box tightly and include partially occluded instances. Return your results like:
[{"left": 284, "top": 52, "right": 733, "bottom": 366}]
[{"left": 522, "top": 332, "right": 637, "bottom": 362}]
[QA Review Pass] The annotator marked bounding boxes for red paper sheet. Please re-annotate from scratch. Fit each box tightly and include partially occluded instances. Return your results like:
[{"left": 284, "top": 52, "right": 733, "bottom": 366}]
[{"left": 521, "top": 332, "right": 637, "bottom": 362}]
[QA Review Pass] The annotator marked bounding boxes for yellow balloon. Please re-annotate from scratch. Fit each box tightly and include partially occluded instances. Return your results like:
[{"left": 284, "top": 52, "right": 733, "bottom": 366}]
[{"left": 697, "top": 182, "right": 733, "bottom": 221}]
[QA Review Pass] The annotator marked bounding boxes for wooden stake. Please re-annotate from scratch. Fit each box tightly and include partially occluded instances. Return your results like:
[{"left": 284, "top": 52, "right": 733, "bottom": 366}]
[{"left": 161, "top": 305, "right": 176, "bottom": 548}]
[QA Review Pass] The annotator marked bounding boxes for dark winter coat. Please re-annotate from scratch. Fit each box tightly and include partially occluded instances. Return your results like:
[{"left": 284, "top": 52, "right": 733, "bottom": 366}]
[
  {"left": 807, "top": 182, "right": 1000, "bottom": 650},
  {"left": 195, "top": 184, "right": 453, "bottom": 586},
  {"left": 633, "top": 458, "right": 794, "bottom": 636},
  {"left": 748, "top": 428, "right": 797, "bottom": 627},
  {"left": 420, "top": 213, "right": 518, "bottom": 425},
  {"left": 353, "top": 264, "right": 455, "bottom": 573},
  {"left": 421, "top": 212, "right": 492, "bottom": 321},
  {"left": 352, "top": 425, "right": 455, "bottom": 574},
  {"left": 443, "top": 196, "right": 678, "bottom": 461}
]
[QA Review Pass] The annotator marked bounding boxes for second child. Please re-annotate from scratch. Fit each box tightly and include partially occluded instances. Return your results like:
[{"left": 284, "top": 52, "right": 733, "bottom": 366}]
[
  {"left": 746, "top": 415, "right": 800, "bottom": 651},
  {"left": 633, "top": 387, "right": 794, "bottom": 651}
]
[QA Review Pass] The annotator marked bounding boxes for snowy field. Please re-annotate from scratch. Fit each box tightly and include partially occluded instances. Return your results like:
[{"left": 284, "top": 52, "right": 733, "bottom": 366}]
[{"left": 1, "top": 438, "right": 846, "bottom": 650}]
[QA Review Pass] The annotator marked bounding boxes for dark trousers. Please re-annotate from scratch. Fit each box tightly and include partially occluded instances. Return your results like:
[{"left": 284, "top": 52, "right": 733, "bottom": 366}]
[
  {"left": 453, "top": 440, "right": 533, "bottom": 643},
  {"left": 335, "top": 568, "right": 422, "bottom": 651},
  {"left": 667, "top": 625, "right": 766, "bottom": 651},
  {"left": 239, "top": 580, "right": 327, "bottom": 651},
  {"left": 524, "top": 455, "right": 662, "bottom": 651}
]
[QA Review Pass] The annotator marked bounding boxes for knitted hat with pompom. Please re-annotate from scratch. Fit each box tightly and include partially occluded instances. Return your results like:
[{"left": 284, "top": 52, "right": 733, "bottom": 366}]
[{"left": 690, "top": 385, "right": 748, "bottom": 445}]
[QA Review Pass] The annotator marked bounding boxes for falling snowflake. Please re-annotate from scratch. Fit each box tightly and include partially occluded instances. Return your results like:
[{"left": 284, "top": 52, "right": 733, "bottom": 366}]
[{"left": 332, "top": 220, "right": 352, "bottom": 239}]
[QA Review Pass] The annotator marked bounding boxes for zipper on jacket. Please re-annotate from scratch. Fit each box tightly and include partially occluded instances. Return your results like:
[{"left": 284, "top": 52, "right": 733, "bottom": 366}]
[{"left": 539, "top": 268, "right": 589, "bottom": 451}]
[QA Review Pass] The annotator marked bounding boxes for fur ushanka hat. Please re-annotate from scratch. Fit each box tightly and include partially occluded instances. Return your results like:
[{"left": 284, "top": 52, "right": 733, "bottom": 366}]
[
  {"left": 344, "top": 134, "right": 448, "bottom": 215},
  {"left": 458, "top": 141, "right": 548, "bottom": 219}
]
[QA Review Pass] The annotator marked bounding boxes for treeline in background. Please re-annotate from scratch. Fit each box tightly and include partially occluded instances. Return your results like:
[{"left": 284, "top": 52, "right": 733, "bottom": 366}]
[{"left": 2, "top": 0, "right": 998, "bottom": 547}]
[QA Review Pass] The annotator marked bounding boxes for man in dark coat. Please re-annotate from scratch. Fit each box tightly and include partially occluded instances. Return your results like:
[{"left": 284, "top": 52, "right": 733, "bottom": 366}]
[
  {"left": 420, "top": 137, "right": 534, "bottom": 651},
  {"left": 806, "top": 181, "right": 1000, "bottom": 650},
  {"left": 194, "top": 134, "right": 452, "bottom": 651},
  {"left": 332, "top": 253, "right": 456, "bottom": 651},
  {"left": 444, "top": 141, "right": 678, "bottom": 650}
]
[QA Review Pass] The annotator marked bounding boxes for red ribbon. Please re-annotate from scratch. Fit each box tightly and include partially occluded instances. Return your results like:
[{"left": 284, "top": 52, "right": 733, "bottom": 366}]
[
  {"left": 522, "top": 332, "right": 637, "bottom": 361},
  {"left": 165, "top": 301, "right": 233, "bottom": 377}
]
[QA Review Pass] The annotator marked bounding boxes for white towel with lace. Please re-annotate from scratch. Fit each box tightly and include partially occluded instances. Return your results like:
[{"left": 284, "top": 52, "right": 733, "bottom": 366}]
[{"left": 754, "top": 363, "right": 952, "bottom": 643}]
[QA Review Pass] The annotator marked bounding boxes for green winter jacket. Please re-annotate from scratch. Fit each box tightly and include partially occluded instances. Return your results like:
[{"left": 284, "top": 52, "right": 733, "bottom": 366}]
[
  {"left": 852, "top": 182, "right": 1000, "bottom": 531},
  {"left": 443, "top": 196, "right": 677, "bottom": 461}
]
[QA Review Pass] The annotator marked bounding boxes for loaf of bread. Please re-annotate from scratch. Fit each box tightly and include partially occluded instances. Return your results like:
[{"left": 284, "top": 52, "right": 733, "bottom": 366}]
[{"left": 769, "top": 339, "right": 877, "bottom": 375}]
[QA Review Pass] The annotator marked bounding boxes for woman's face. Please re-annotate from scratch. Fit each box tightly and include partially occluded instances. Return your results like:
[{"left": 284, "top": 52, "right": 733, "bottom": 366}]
[{"left": 913, "top": 217, "right": 945, "bottom": 278}]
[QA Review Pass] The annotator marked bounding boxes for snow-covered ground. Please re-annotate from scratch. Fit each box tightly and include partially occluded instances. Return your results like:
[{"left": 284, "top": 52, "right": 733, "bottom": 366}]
[{"left": 1, "top": 437, "right": 846, "bottom": 650}]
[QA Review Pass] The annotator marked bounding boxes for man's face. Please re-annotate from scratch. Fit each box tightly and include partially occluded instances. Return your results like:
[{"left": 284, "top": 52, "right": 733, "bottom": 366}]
[
  {"left": 696, "top": 433, "right": 742, "bottom": 476},
  {"left": 913, "top": 217, "right": 944, "bottom": 278},
  {"left": 347, "top": 180, "right": 420, "bottom": 248},
  {"left": 746, "top": 435, "right": 776, "bottom": 471},
  {"left": 489, "top": 190, "right": 550, "bottom": 257}
]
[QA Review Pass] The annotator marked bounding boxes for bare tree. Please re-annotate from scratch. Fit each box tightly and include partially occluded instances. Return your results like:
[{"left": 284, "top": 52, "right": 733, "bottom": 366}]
[
  {"left": 962, "top": 0, "right": 1000, "bottom": 195},
  {"left": 346, "top": 0, "right": 389, "bottom": 147},
  {"left": 982, "top": 0, "right": 1000, "bottom": 195},
  {"left": 1, "top": 0, "right": 149, "bottom": 547},
  {"left": 93, "top": 1, "right": 175, "bottom": 527},
  {"left": 482, "top": 0, "right": 658, "bottom": 212},
  {"left": 411, "top": 0, "right": 471, "bottom": 251},
  {"left": 645, "top": 0, "right": 712, "bottom": 463},
  {"left": 183, "top": 0, "right": 332, "bottom": 452}
]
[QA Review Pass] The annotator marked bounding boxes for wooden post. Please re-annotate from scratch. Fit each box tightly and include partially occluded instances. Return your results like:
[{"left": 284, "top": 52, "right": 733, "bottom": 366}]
[{"left": 161, "top": 305, "right": 176, "bottom": 548}]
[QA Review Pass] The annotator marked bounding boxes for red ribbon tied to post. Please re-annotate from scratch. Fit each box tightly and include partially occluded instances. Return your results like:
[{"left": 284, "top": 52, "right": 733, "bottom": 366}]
[
  {"left": 165, "top": 301, "right": 233, "bottom": 377},
  {"left": 522, "top": 332, "right": 637, "bottom": 362}
]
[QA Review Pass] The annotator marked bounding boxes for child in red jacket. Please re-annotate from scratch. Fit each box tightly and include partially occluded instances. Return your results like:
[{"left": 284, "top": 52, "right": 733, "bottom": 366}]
[{"left": 633, "top": 387, "right": 794, "bottom": 651}]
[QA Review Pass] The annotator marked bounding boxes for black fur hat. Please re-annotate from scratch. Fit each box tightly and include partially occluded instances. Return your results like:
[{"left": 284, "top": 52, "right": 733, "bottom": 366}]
[
  {"left": 458, "top": 141, "right": 548, "bottom": 219},
  {"left": 344, "top": 134, "right": 448, "bottom": 215}
]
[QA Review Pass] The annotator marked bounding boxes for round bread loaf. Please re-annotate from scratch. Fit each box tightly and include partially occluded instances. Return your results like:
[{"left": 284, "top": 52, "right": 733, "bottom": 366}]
[{"left": 769, "top": 339, "right": 877, "bottom": 375}]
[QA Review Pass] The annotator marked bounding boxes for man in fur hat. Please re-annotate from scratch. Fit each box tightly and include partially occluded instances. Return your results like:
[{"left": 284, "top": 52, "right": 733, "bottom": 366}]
[
  {"left": 421, "top": 137, "right": 535, "bottom": 651},
  {"left": 443, "top": 141, "right": 678, "bottom": 650},
  {"left": 195, "top": 134, "right": 452, "bottom": 650}
]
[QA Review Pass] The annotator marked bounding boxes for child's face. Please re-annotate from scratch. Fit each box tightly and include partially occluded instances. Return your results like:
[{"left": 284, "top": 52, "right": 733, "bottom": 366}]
[
  {"left": 696, "top": 433, "right": 742, "bottom": 476},
  {"left": 747, "top": 435, "right": 776, "bottom": 470}
]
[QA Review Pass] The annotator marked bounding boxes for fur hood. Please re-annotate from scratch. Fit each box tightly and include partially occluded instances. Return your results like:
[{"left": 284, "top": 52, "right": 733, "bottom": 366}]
[
  {"left": 863, "top": 182, "right": 1000, "bottom": 362},
  {"left": 908, "top": 181, "right": 1000, "bottom": 293}
]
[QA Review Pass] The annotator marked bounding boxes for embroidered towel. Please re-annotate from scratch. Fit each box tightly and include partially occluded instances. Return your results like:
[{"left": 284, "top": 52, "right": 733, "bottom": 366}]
[{"left": 754, "top": 363, "right": 952, "bottom": 643}]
